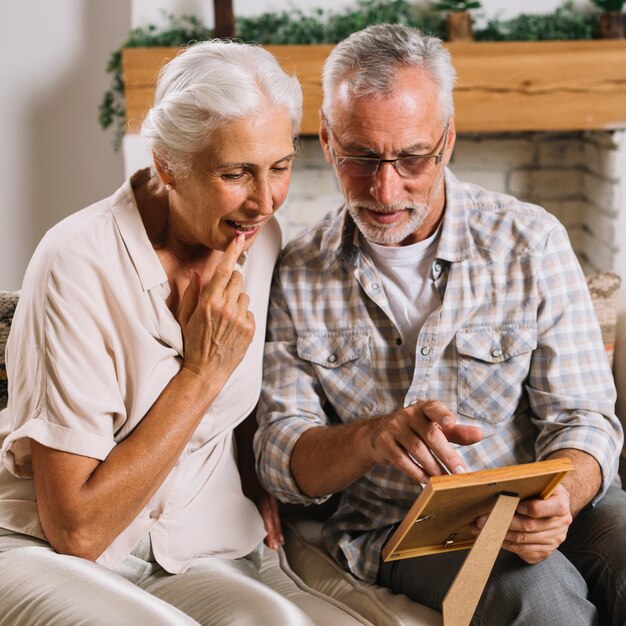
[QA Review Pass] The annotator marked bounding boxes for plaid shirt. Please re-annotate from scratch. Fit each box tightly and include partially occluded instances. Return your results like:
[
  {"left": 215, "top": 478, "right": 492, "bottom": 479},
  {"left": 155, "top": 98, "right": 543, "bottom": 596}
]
[{"left": 255, "top": 169, "right": 622, "bottom": 582}]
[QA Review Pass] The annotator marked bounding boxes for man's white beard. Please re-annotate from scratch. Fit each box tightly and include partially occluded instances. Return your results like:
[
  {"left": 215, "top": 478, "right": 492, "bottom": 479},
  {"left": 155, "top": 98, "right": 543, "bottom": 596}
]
[{"left": 347, "top": 200, "right": 430, "bottom": 245}]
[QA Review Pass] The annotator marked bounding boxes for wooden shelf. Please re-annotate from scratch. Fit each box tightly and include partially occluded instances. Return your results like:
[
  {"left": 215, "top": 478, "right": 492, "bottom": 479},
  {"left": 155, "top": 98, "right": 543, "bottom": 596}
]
[{"left": 122, "top": 40, "right": 626, "bottom": 136}]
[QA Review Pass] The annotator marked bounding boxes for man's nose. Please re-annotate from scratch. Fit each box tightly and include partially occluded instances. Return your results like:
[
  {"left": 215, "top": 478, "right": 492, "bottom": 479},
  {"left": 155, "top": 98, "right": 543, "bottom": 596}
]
[{"left": 369, "top": 161, "right": 404, "bottom": 205}]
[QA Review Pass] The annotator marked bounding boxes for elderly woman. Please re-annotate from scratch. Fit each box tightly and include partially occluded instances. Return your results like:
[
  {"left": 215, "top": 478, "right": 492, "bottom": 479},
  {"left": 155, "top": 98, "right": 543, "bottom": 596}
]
[{"left": 0, "top": 41, "right": 360, "bottom": 625}]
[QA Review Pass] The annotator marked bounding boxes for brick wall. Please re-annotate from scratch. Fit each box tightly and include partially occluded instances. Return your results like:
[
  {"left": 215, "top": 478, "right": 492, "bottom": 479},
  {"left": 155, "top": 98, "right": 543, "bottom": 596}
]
[{"left": 278, "top": 131, "right": 626, "bottom": 275}]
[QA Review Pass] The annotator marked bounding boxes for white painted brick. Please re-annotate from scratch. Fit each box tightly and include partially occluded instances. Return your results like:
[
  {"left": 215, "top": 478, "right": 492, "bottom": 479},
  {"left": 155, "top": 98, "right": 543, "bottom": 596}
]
[
  {"left": 452, "top": 136, "right": 534, "bottom": 167},
  {"left": 295, "top": 138, "right": 329, "bottom": 168},
  {"left": 290, "top": 167, "right": 339, "bottom": 195},
  {"left": 582, "top": 142, "right": 621, "bottom": 181},
  {"left": 583, "top": 229, "right": 616, "bottom": 271},
  {"left": 289, "top": 196, "right": 343, "bottom": 225},
  {"left": 280, "top": 222, "right": 310, "bottom": 244},
  {"left": 583, "top": 209, "right": 619, "bottom": 247},
  {"left": 567, "top": 225, "right": 585, "bottom": 253},
  {"left": 578, "top": 256, "right": 598, "bottom": 277},
  {"left": 509, "top": 169, "right": 583, "bottom": 200},
  {"left": 583, "top": 130, "right": 620, "bottom": 150},
  {"left": 541, "top": 200, "right": 585, "bottom": 227},
  {"left": 583, "top": 173, "right": 620, "bottom": 213},
  {"left": 537, "top": 139, "right": 584, "bottom": 168},
  {"left": 448, "top": 168, "right": 507, "bottom": 193}
]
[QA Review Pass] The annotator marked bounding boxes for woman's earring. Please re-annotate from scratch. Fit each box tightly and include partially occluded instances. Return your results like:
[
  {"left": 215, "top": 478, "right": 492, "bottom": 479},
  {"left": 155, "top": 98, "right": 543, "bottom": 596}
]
[{"left": 165, "top": 183, "right": 173, "bottom": 191}]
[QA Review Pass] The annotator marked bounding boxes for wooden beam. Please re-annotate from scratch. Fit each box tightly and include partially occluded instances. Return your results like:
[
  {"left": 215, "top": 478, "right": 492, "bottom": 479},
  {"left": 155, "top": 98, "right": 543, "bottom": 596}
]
[
  {"left": 122, "top": 40, "right": 626, "bottom": 135},
  {"left": 213, "top": 0, "right": 235, "bottom": 39}
]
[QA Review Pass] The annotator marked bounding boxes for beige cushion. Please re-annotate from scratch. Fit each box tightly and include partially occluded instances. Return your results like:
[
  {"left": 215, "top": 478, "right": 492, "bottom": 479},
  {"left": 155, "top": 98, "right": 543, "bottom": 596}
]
[
  {"left": 0, "top": 291, "right": 19, "bottom": 410},
  {"left": 587, "top": 272, "right": 621, "bottom": 367},
  {"left": 283, "top": 519, "right": 440, "bottom": 626}
]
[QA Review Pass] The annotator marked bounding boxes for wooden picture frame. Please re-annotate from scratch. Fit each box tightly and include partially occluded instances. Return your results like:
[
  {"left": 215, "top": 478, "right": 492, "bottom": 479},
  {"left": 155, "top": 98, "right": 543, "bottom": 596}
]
[
  {"left": 382, "top": 457, "right": 573, "bottom": 625},
  {"left": 382, "top": 457, "right": 572, "bottom": 562}
]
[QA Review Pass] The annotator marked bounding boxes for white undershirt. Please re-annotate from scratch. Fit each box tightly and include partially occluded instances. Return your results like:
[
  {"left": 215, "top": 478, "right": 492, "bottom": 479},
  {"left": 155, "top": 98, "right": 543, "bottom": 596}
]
[{"left": 362, "top": 228, "right": 441, "bottom": 358}]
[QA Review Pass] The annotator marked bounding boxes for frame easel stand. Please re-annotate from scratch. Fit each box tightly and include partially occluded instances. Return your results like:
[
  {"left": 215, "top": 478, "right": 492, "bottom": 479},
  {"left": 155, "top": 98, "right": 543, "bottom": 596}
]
[{"left": 442, "top": 493, "right": 520, "bottom": 626}]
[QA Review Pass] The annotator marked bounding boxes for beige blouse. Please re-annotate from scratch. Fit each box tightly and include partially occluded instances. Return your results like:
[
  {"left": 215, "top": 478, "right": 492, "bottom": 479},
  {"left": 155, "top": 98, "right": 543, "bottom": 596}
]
[{"left": 0, "top": 170, "right": 280, "bottom": 572}]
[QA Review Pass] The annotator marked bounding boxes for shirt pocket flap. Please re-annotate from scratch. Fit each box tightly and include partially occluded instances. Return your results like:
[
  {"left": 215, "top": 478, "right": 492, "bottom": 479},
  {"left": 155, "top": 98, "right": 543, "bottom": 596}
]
[
  {"left": 297, "top": 333, "right": 369, "bottom": 369},
  {"left": 456, "top": 325, "right": 537, "bottom": 363}
]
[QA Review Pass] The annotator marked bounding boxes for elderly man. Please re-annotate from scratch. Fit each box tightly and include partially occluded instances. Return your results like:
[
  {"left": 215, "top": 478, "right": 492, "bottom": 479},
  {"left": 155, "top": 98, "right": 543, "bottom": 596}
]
[{"left": 255, "top": 24, "right": 626, "bottom": 624}]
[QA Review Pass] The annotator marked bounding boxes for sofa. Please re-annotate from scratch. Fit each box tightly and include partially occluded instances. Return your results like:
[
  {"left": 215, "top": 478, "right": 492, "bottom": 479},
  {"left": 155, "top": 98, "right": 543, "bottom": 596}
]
[{"left": 1, "top": 272, "right": 624, "bottom": 626}]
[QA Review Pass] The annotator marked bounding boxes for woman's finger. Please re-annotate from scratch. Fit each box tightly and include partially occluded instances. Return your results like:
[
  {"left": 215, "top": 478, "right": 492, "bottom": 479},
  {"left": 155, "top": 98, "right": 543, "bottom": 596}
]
[
  {"left": 206, "top": 235, "right": 246, "bottom": 294},
  {"left": 178, "top": 271, "right": 200, "bottom": 326}
]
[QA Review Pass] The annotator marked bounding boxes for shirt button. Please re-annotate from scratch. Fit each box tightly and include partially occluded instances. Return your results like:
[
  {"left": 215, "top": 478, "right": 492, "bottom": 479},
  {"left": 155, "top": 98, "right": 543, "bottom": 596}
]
[
  {"left": 395, "top": 337, "right": 403, "bottom": 346},
  {"left": 328, "top": 354, "right": 337, "bottom": 363},
  {"left": 434, "top": 262, "right": 442, "bottom": 273},
  {"left": 149, "top": 510, "right": 160, "bottom": 520},
  {"left": 491, "top": 348, "right": 503, "bottom": 359},
  {"left": 420, "top": 346, "right": 431, "bottom": 356},
  {"left": 371, "top": 282, "right": 379, "bottom": 290}
]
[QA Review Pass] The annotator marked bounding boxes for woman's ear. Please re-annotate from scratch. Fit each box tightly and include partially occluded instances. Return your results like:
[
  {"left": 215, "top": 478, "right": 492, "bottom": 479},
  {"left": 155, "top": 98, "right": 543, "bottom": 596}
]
[{"left": 152, "top": 150, "right": 174, "bottom": 187}]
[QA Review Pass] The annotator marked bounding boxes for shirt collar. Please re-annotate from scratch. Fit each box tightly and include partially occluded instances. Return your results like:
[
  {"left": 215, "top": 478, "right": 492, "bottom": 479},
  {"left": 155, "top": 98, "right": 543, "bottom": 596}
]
[
  {"left": 326, "top": 167, "right": 475, "bottom": 265},
  {"left": 110, "top": 169, "right": 168, "bottom": 292},
  {"left": 435, "top": 168, "right": 475, "bottom": 263}
]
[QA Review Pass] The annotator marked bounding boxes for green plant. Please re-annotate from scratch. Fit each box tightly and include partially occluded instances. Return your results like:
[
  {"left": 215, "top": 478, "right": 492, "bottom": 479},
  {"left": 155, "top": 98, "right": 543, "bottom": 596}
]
[
  {"left": 431, "top": 1, "right": 482, "bottom": 12},
  {"left": 100, "top": 1, "right": 447, "bottom": 148},
  {"left": 237, "top": 0, "right": 445, "bottom": 45},
  {"left": 98, "top": 0, "right": 614, "bottom": 150},
  {"left": 475, "top": 3, "right": 596, "bottom": 41},
  {"left": 591, "top": 0, "right": 626, "bottom": 10}
]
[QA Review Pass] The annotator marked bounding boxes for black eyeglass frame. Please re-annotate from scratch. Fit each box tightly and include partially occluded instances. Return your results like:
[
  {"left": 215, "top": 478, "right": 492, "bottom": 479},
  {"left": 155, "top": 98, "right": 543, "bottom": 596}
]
[{"left": 325, "top": 118, "right": 451, "bottom": 178}]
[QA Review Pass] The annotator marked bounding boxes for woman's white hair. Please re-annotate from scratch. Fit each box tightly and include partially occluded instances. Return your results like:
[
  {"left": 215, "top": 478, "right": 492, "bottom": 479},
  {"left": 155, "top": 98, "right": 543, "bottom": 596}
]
[
  {"left": 322, "top": 24, "right": 456, "bottom": 123},
  {"left": 142, "top": 39, "right": 303, "bottom": 177}
]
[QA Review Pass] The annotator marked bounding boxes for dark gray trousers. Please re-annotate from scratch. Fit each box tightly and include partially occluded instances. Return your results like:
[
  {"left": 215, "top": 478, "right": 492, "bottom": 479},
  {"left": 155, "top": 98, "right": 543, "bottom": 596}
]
[{"left": 378, "top": 485, "right": 626, "bottom": 625}]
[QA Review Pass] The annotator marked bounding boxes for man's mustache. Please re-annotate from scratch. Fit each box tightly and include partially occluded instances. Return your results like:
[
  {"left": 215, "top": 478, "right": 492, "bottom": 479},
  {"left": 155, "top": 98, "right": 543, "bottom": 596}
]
[{"left": 352, "top": 200, "right": 427, "bottom": 214}]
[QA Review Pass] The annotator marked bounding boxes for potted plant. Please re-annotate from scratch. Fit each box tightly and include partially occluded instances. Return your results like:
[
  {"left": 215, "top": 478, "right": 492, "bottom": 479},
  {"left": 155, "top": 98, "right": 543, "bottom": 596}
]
[
  {"left": 100, "top": 1, "right": 626, "bottom": 145},
  {"left": 592, "top": 0, "right": 625, "bottom": 38},
  {"left": 432, "top": 0, "right": 482, "bottom": 41}
]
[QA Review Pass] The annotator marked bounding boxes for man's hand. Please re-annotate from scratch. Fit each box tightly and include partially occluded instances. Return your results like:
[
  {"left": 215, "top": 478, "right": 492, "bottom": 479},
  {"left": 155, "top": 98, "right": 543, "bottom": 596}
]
[
  {"left": 472, "top": 483, "right": 573, "bottom": 564},
  {"left": 291, "top": 399, "right": 483, "bottom": 497},
  {"left": 366, "top": 400, "right": 484, "bottom": 484}
]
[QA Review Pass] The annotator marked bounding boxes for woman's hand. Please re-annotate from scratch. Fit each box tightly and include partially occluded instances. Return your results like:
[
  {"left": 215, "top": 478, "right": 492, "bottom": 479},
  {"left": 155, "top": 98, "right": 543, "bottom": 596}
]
[
  {"left": 254, "top": 489, "right": 284, "bottom": 551},
  {"left": 235, "top": 411, "right": 284, "bottom": 551},
  {"left": 178, "top": 234, "right": 255, "bottom": 391}
]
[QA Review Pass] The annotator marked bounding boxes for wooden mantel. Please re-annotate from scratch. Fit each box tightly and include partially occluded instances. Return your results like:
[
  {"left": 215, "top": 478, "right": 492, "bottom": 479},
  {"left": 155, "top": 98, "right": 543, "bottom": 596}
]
[{"left": 123, "top": 40, "right": 626, "bottom": 135}]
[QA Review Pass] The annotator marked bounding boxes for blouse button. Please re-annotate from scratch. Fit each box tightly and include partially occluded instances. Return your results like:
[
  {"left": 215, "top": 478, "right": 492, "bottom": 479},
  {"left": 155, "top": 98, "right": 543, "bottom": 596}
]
[
  {"left": 420, "top": 346, "right": 431, "bottom": 356},
  {"left": 328, "top": 354, "right": 337, "bottom": 363},
  {"left": 371, "top": 282, "right": 380, "bottom": 291},
  {"left": 491, "top": 348, "right": 503, "bottom": 359},
  {"left": 149, "top": 510, "right": 160, "bottom": 520}
]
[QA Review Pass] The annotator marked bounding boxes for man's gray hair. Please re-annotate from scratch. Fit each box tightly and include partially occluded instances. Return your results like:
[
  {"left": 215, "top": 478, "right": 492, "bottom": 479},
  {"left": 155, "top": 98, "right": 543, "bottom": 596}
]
[
  {"left": 142, "top": 40, "right": 303, "bottom": 177},
  {"left": 322, "top": 24, "right": 456, "bottom": 123}
]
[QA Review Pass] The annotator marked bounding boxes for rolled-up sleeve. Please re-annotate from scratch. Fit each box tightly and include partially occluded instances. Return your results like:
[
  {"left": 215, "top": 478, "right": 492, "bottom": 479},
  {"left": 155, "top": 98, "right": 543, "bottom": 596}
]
[
  {"left": 3, "top": 245, "right": 125, "bottom": 476},
  {"left": 528, "top": 224, "right": 622, "bottom": 499},
  {"left": 254, "top": 268, "right": 332, "bottom": 506}
]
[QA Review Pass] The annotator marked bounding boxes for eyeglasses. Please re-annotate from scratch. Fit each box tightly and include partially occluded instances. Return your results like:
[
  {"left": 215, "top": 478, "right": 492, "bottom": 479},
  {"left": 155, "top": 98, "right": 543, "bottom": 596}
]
[{"left": 327, "top": 121, "right": 450, "bottom": 178}]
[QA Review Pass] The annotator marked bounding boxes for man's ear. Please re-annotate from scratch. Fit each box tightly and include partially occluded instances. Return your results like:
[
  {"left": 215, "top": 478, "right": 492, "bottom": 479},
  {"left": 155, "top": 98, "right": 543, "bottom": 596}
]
[
  {"left": 318, "top": 109, "right": 333, "bottom": 166},
  {"left": 443, "top": 115, "right": 457, "bottom": 166}
]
